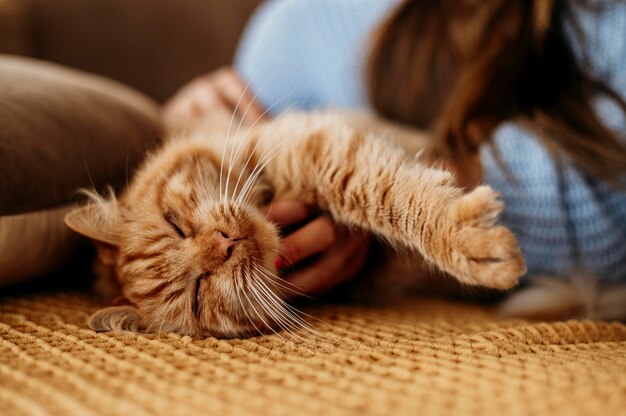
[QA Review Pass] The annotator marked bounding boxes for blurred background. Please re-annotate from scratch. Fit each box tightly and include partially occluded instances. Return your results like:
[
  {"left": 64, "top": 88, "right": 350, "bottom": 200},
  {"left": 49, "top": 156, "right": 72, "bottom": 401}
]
[{"left": 0, "top": 0, "right": 261, "bottom": 102}]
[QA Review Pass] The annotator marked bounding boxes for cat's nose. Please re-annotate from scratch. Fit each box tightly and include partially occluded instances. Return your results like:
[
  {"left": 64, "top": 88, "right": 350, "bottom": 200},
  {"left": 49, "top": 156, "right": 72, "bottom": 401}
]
[{"left": 216, "top": 231, "right": 239, "bottom": 258}]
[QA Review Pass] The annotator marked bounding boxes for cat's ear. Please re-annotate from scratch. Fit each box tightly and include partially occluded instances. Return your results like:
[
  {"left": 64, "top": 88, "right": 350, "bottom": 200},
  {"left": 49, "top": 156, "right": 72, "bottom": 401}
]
[
  {"left": 88, "top": 305, "right": 143, "bottom": 332},
  {"left": 65, "top": 202, "right": 120, "bottom": 246}
]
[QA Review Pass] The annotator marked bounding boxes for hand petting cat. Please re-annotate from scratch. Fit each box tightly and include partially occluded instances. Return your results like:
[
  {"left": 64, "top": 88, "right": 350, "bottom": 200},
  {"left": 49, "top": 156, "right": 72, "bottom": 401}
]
[
  {"left": 163, "top": 67, "right": 371, "bottom": 297},
  {"left": 163, "top": 67, "right": 265, "bottom": 129},
  {"left": 263, "top": 200, "right": 370, "bottom": 296}
]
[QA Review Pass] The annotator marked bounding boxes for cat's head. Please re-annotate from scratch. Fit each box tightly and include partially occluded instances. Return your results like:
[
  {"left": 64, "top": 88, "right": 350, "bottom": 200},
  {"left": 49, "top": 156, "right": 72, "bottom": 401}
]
[{"left": 65, "top": 140, "right": 284, "bottom": 338}]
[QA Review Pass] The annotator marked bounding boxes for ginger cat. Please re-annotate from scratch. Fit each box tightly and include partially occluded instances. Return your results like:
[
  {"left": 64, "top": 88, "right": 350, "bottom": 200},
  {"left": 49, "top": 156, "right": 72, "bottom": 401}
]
[{"left": 65, "top": 112, "right": 526, "bottom": 338}]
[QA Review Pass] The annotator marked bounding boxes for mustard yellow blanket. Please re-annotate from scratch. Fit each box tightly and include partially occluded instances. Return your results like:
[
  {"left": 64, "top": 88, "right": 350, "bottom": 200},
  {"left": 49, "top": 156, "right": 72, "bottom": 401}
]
[{"left": 1, "top": 292, "right": 624, "bottom": 415}]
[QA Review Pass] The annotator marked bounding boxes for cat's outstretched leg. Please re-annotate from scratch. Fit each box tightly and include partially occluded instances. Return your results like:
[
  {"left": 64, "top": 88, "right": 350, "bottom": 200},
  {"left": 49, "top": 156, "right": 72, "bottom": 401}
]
[{"left": 261, "top": 114, "right": 526, "bottom": 289}]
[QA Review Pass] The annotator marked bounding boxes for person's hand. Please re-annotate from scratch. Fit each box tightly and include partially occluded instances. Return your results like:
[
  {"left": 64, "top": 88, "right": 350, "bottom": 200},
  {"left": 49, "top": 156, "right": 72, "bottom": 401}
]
[
  {"left": 163, "top": 67, "right": 265, "bottom": 130},
  {"left": 264, "top": 200, "right": 370, "bottom": 297}
]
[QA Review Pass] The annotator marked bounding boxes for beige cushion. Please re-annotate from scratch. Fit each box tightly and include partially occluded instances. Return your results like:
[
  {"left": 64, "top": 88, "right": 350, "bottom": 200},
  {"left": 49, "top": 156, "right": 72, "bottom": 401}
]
[
  {"left": 0, "top": 206, "right": 82, "bottom": 286},
  {"left": 0, "top": 54, "right": 162, "bottom": 215},
  {"left": 0, "top": 54, "right": 162, "bottom": 285}
]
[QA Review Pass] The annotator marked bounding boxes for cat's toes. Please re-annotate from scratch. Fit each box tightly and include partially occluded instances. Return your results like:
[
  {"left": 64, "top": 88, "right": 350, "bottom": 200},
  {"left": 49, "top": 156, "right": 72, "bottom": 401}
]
[
  {"left": 447, "top": 186, "right": 526, "bottom": 289},
  {"left": 454, "top": 225, "right": 526, "bottom": 289},
  {"left": 453, "top": 185, "right": 503, "bottom": 227}
]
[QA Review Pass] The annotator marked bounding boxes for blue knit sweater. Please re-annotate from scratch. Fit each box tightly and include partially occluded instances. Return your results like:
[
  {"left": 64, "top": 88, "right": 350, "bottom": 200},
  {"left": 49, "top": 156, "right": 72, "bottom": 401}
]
[{"left": 235, "top": 0, "right": 626, "bottom": 281}]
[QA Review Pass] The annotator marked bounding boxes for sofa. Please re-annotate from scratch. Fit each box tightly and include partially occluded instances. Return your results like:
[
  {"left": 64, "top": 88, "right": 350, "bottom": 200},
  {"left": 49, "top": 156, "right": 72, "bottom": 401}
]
[{"left": 0, "top": 1, "right": 624, "bottom": 415}]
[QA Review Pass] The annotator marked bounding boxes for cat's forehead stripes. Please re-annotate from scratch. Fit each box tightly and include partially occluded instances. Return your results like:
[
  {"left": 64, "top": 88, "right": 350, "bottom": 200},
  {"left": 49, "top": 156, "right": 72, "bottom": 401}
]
[
  {"left": 155, "top": 149, "right": 221, "bottom": 209},
  {"left": 127, "top": 142, "right": 223, "bottom": 207}
]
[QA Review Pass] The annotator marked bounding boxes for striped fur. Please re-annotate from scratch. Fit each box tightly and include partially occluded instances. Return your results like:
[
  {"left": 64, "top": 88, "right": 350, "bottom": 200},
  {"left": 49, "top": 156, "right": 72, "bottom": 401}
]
[{"left": 65, "top": 112, "right": 525, "bottom": 338}]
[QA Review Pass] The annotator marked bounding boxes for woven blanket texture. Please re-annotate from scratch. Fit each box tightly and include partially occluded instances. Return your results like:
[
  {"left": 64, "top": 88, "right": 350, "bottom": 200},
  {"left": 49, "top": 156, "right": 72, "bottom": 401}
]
[{"left": 1, "top": 292, "right": 625, "bottom": 416}]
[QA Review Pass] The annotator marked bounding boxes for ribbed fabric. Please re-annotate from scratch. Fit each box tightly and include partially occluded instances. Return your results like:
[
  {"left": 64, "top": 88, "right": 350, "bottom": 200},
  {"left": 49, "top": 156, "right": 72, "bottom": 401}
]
[
  {"left": 1, "top": 291, "right": 625, "bottom": 415},
  {"left": 235, "top": 0, "right": 626, "bottom": 281}
]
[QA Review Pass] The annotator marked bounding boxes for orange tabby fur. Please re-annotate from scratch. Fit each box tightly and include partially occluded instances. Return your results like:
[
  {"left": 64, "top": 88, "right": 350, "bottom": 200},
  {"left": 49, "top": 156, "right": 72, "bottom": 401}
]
[{"left": 65, "top": 112, "right": 526, "bottom": 338}]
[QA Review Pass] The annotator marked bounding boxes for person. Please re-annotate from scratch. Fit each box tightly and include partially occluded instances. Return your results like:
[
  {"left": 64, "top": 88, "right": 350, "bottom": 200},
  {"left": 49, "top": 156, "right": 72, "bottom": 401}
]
[{"left": 163, "top": 0, "right": 626, "bottom": 298}]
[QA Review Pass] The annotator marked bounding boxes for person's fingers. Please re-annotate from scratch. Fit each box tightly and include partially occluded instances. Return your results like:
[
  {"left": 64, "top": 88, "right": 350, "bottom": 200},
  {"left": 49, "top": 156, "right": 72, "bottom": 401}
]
[
  {"left": 186, "top": 86, "right": 234, "bottom": 124},
  {"left": 284, "top": 230, "right": 369, "bottom": 296},
  {"left": 338, "top": 237, "right": 370, "bottom": 284},
  {"left": 163, "top": 83, "right": 211, "bottom": 128},
  {"left": 263, "top": 200, "right": 318, "bottom": 227},
  {"left": 162, "top": 67, "right": 265, "bottom": 128},
  {"left": 211, "top": 70, "right": 265, "bottom": 123},
  {"left": 164, "top": 92, "right": 230, "bottom": 131},
  {"left": 277, "top": 215, "right": 335, "bottom": 268},
  {"left": 162, "top": 95, "right": 194, "bottom": 127},
  {"left": 190, "top": 82, "right": 229, "bottom": 113}
]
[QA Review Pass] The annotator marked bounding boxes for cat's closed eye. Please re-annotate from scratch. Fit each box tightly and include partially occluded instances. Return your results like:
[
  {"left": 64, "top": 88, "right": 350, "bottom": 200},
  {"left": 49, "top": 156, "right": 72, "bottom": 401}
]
[
  {"left": 164, "top": 211, "right": 186, "bottom": 238},
  {"left": 192, "top": 275, "right": 204, "bottom": 317}
]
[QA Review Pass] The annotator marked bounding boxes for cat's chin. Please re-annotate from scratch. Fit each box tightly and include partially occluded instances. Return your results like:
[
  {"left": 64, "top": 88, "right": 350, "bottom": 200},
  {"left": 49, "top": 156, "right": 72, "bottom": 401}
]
[{"left": 194, "top": 302, "right": 284, "bottom": 339}]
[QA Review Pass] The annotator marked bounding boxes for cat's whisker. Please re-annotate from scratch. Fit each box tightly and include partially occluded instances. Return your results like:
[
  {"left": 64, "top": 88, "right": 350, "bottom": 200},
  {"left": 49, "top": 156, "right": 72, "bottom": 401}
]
[
  {"left": 224, "top": 86, "right": 264, "bottom": 202},
  {"left": 238, "top": 270, "right": 291, "bottom": 342},
  {"left": 247, "top": 278, "right": 304, "bottom": 341},
  {"left": 260, "top": 273, "right": 310, "bottom": 298},
  {"left": 223, "top": 138, "right": 240, "bottom": 203},
  {"left": 246, "top": 287, "right": 297, "bottom": 343},
  {"left": 250, "top": 267, "right": 330, "bottom": 339},
  {"left": 252, "top": 265, "right": 347, "bottom": 342},
  {"left": 245, "top": 263, "right": 302, "bottom": 335},
  {"left": 234, "top": 275, "right": 267, "bottom": 339},
  {"left": 249, "top": 271, "right": 322, "bottom": 342},
  {"left": 220, "top": 71, "right": 258, "bottom": 204},
  {"left": 248, "top": 271, "right": 304, "bottom": 331},
  {"left": 252, "top": 289, "right": 328, "bottom": 344},
  {"left": 252, "top": 263, "right": 312, "bottom": 298},
  {"left": 224, "top": 89, "right": 267, "bottom": 202},
  {"left": 249, "top": 268, "right": 302, "bottom": 299},
  {"left": 230, "top": 99, "right": 295, "bottom": 206},
  {"left": 248, "top": 276, "right": 312, "bottom": 344},
  {"left": 236, "top": 133, "right": 296, "bottom": 207},
  {"left": 231, "top": 107, "right": 297, "bottom": 206},
  {"left": 144, "top": 314, "right": 160, "bottom": 336},
  {"left": 226, "top": 85, "right": 297, "bottom": 205}
]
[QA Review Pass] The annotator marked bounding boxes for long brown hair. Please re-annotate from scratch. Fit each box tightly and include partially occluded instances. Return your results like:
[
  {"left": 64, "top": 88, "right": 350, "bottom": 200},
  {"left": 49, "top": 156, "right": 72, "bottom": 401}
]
[{"left": 367, "top": 0, "right": 626, "bottom": 185}]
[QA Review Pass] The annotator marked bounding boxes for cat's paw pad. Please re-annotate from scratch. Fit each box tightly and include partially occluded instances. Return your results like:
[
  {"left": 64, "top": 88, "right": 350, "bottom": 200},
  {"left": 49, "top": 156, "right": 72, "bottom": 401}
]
[{"left": 447, "top": 186, "right": 526, "bottom": 289}]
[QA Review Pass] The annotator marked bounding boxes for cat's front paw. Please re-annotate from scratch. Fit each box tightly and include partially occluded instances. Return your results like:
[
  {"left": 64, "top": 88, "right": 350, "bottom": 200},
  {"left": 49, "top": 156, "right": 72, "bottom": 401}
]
[{"left": 444, "top": 186, "right": 526, "bottom": 289}]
